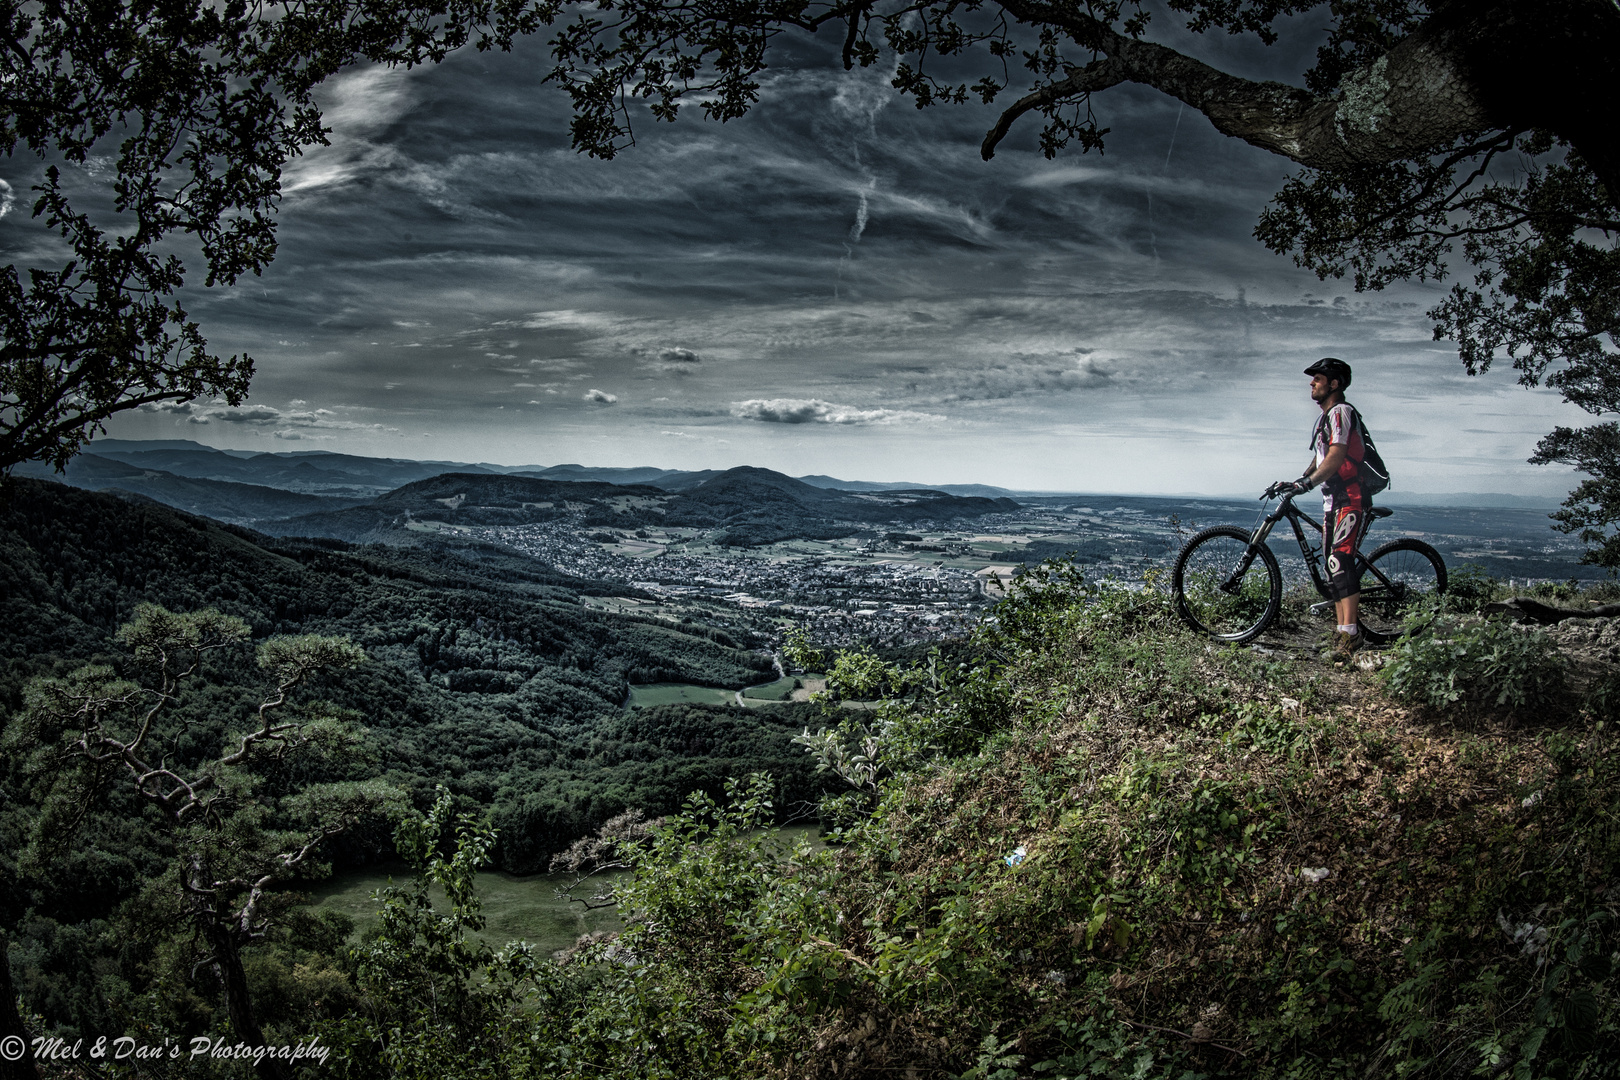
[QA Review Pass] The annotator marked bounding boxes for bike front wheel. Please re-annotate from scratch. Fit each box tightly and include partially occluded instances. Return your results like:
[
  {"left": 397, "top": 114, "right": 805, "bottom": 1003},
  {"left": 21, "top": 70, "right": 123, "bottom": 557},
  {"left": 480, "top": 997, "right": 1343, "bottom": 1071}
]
[
  {"left": 1358, "top": 538, "right": 1447, "bottom": 643},
  {"left": 1172, "top": 526, "right": 1283, "bottom": 643}
]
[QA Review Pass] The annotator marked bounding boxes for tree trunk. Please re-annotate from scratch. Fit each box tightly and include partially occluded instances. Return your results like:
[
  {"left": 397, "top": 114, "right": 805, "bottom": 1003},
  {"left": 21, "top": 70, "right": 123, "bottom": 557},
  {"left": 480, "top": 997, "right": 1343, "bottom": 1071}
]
[
  {"left": 201, "top": 920, "right": 292, "bottom": 1080},
  {"left": 1484, "top": 597, "right": 1620, "bottom": 624},
  {"left": 0, "top": 936, "right": 39, "bottom": 1080}
]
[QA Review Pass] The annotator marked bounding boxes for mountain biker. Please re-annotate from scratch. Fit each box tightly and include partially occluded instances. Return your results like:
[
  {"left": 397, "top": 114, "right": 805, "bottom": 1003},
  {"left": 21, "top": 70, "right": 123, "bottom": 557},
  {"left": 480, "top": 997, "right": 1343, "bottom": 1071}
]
[{"left": 1279, "top": 357, "right": 1368, "bottom": 658}]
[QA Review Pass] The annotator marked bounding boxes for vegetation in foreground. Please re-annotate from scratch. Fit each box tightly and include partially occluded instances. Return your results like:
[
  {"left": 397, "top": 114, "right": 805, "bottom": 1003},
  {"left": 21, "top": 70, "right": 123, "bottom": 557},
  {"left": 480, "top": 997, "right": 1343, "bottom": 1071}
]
[
  {"left": 506, "top": 569, "right": 1614, "bottom": 1079},
  {"left": 18, "top": 564, "right": 1599, "bottom": 1078},
  {"left": 0, "top": 482, "right": 822, "bottom": 1062}
]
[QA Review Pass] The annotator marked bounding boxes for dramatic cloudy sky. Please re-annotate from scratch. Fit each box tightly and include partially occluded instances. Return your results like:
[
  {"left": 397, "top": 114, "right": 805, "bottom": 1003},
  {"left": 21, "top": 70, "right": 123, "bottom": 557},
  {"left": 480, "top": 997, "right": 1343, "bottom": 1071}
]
[{"left": 3, "top": 10, "right": 1587, "bottom": 495}]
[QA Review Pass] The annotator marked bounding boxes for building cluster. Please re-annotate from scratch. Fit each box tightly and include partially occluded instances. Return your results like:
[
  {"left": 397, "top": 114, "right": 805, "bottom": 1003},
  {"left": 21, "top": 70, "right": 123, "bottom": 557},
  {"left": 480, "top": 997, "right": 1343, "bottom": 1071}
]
[{"left": 474, "top": 522, "right": 991, "bottom": 648}]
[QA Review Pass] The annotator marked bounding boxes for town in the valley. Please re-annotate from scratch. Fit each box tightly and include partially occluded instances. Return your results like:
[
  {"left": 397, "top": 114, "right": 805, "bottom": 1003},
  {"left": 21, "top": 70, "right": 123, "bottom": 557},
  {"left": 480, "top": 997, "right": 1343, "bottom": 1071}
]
[{"left": 406, "top": 492, "right": 1589, "bottom": 653}]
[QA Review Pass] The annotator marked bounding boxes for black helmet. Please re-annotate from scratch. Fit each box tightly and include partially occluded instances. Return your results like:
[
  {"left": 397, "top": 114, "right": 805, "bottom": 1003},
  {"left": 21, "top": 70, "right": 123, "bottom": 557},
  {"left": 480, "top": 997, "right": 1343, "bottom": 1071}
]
[{"left": 1304, "top": 357, "right": 1352, "bottom": 390}]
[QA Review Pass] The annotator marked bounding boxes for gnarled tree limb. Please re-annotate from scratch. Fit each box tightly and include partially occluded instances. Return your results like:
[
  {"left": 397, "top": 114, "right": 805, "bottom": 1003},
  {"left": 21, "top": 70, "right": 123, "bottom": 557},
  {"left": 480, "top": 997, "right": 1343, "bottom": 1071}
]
[{"left": 984, "top": 0, "right": 1619, "bottom": 203}]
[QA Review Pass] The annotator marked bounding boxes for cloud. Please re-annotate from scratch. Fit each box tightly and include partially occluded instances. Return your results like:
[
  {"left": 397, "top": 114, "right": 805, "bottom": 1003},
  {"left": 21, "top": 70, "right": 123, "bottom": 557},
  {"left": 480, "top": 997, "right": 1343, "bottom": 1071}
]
[
  {"left": 196, "top": 406, "right": 284, "bottom": 424},
  {"left": 139, "top": 401, "right": 196, "bottom": 415},
  {"left": 0, "top": 179, "right": 12, "bottom": 219},
  {"left": 182, "top": 400, "right": 394, "bottom": 434},
  {"left": 584, "top": 388, "right": 619, "bottom": 404},
  {"left": 731, "top": 398, "right": 945, "bottom": 425},
  {"left": 281, "top": 66, "right": 417, "bottom": 196},
  {"left": 640, "top": 345, "right": 704, "bottom": 374},
  {"left": 518, "top": 310, "right": 620, "bottom": 331},
  {"left": 930, "top": 354, "right": 1119, "bottom": 403}
]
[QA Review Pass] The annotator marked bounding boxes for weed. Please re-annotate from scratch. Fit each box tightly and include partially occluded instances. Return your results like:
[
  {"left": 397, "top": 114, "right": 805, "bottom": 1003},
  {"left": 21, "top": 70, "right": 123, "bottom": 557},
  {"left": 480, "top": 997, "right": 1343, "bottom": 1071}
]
[{"left": 1381, "top": 614, "right": 1566, "bottom": 719}]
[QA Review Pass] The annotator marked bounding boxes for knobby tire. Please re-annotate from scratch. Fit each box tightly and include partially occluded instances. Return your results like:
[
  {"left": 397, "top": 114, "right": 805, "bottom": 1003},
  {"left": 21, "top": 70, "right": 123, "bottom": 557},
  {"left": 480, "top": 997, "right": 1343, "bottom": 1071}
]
[
  {"left": 1172, "top": 526, "right": 1282, "bottom": 643},
  {"left": 1357, "top": 537, "right": 1447, "bottom": 644}
]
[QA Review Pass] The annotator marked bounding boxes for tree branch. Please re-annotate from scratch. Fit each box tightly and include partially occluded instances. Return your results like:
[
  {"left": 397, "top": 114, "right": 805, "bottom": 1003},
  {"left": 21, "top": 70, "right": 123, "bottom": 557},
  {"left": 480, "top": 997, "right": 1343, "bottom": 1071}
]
[
  {"left": 980, "top": 56, "right": 1126, "bottom": 160},
  {"left": 986, "top": 0, "right": 1494, "bottom": 170}
]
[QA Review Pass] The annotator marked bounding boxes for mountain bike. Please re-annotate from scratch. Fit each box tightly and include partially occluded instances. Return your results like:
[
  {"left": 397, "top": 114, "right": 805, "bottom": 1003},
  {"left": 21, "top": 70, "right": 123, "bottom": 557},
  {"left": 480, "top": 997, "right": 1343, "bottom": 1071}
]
[{"left": 1171, "top": 484, "right": 1447, "bottom": 644}]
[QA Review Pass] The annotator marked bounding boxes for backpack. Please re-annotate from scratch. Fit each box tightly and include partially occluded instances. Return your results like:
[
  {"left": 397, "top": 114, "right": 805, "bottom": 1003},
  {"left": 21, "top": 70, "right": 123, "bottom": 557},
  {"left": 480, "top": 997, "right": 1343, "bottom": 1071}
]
[{"left": 1313, "top": 404, "right": 1391, "bottom": 497}]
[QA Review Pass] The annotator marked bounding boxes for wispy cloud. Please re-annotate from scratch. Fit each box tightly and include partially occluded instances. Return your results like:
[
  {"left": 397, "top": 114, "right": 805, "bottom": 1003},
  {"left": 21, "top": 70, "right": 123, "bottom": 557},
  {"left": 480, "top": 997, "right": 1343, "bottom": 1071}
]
[
  {"left": 173, "top": 399, "right": 395, "bottom": 436},
  {"left": 94, "top": 30, "right": 1580, "bottom": 496},
  {"left": 732, "top": 398, "right": 944, "bottom": 425}
]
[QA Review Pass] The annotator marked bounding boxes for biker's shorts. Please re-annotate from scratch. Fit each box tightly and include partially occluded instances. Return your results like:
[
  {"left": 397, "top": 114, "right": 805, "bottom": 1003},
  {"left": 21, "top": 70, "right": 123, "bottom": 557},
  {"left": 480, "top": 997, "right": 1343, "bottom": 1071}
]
[{"left": 1324, "top": 502, "right": 1368, "bottom": 602}]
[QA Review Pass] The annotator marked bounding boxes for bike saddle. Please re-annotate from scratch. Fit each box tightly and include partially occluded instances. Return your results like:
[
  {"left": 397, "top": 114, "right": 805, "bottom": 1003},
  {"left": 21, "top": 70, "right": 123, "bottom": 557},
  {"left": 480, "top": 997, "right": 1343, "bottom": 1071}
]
[{"left": 1369, "top": 506, "right": 1393, "bottom": 519}]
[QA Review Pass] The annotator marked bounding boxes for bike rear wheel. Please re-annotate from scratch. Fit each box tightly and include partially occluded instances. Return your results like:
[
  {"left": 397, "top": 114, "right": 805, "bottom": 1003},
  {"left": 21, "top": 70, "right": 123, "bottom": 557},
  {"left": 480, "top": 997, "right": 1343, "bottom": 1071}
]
[
  {"left": 1358, "top": 538, "right": 1447, "bottom": 644},
  {"left": 1172, "top": 526, "right": 1283, "bottom": 643}
]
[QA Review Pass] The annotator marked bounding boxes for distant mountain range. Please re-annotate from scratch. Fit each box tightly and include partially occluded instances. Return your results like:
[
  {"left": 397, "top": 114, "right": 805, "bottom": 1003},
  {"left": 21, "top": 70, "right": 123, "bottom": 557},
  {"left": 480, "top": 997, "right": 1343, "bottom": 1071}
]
[
  {"left": 16, "top": 441, "right": 1562, "bottom": 533},
  {"left": 64, "top": 440, "right": 1020, "bottom": 499},
  {"left": 12, "top": 442, "right": 1020, "bottom": 545},
  {"left": 262, "top": 467, "right": 1022, "bottom": 545}
]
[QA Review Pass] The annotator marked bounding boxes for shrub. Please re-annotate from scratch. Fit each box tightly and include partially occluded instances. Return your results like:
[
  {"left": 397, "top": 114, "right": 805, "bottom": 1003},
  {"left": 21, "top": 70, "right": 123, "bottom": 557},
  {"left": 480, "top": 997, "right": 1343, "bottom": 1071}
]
[
  {"left": 1381, "top": 614, "right": 1566, "bottom": 717},
  {"left": 1439, "top": 564, "right": 1502, "bottom": 613}
]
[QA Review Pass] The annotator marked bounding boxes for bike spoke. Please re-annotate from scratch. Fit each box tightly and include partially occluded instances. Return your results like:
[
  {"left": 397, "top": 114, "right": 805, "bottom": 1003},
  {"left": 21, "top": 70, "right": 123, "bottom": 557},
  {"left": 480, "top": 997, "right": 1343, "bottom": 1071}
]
[
  {"left": 1175, "top": 529, "right": 1281, "bottom": 642},
  {"left": 1358, "top": 540, "right": 1446, "bottom": 640}
]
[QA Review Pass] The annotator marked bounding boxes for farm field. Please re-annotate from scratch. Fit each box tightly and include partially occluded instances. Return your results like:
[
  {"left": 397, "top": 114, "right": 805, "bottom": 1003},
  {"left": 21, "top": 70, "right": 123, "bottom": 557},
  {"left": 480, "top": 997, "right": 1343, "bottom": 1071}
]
[
  {"left": 741, "top": 676, "right": 797, "bottom": 700},
  {"left": 626, "top": 682, "right": 738, "bottom": 708},
  {"left": 626, "top": 676, "right": 801, "bottom": 709}
]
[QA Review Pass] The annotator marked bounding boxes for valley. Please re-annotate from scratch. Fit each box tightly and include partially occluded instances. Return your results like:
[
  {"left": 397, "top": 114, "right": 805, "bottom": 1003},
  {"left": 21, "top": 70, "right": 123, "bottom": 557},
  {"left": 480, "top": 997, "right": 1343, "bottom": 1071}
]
[{"left": 0, "top": 439, "right": 1604, "bottom": 1057}]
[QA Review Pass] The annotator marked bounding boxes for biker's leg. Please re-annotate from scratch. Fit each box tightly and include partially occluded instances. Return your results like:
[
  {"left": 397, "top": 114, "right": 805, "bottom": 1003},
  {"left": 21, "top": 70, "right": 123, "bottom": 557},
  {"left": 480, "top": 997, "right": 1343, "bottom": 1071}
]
[
  {"left": 1336, "top": 502, "right": 1370, "bottom": 627},
  {"left": 1324, "top": 499, "right": 1365, "bottom": 646}
]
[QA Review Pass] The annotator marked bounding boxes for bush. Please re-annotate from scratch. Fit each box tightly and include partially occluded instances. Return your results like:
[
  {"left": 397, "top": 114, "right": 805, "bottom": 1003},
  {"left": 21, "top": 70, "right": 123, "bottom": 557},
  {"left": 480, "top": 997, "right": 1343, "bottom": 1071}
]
[
  {"left": 1381, "top": 614, "right": 1566, "bottom": 717},
  {"left": 1439, "top": 565, "right": 1502, "bottom": 613}
]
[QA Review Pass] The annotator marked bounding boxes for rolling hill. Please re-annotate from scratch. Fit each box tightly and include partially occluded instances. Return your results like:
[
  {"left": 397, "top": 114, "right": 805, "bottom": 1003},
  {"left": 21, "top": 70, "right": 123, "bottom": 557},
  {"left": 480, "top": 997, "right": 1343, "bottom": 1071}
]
[
  {"left": 260, "top": 466, "right": 1023, "bottom": 545},
  {"left": 11, "top": 453, "right": 370, "bottom": 523}
]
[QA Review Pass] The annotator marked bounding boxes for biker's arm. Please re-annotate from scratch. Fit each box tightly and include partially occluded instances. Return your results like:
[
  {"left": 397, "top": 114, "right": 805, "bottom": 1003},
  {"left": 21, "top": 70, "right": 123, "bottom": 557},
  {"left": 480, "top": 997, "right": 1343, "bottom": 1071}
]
[{"left": 1306, "top": 444, "right": 1349, "bottom": 488}]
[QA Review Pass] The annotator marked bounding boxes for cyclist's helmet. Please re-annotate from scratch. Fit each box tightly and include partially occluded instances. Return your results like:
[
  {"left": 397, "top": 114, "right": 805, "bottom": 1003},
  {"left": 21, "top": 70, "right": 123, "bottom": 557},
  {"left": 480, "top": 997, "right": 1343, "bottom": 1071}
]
[{"left": 1304, "top": 356, "right": 1352, "bottom": 390}]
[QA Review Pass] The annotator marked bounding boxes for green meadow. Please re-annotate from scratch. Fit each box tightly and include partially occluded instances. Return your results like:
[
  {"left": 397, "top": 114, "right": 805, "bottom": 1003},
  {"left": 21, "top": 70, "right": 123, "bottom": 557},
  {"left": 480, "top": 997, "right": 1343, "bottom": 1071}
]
[
  {"left": 302, "top": 826, "right": 825, "bottom": 956},
  {"left": 626, "top": 682, "right": 737, "bottom": 708},
  {"left": 626, "top": 676, "right": 800, "bottom": 709},
  {"left": 741, "top": 676, "right": 797, "bottom": 700},
  {"left": 303, "top": 866, "right": 625, "bottom": 957}
]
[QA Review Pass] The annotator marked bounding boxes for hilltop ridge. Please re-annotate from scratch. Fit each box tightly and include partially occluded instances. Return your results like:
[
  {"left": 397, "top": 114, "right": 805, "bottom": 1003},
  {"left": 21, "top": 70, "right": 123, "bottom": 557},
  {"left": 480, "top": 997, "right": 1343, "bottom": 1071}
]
[{"left": 261, "top": 465, "right": 1022, "bottom": 546}]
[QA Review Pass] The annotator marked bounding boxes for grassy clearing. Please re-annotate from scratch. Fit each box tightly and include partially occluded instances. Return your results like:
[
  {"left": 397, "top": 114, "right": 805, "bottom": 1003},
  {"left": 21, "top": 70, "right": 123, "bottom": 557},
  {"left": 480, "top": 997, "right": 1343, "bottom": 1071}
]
[
  {"left": 742, "top": 676, "right": 798, "bottom": 700},
  {"left": 304, "top": 866, "right": 624, "bottom": 957},
  {"left": 627, "top": 682, "right": 738, "bottom": 708},
  {"left": 627, "top": 677, "right": 801, "bottom": 708}
]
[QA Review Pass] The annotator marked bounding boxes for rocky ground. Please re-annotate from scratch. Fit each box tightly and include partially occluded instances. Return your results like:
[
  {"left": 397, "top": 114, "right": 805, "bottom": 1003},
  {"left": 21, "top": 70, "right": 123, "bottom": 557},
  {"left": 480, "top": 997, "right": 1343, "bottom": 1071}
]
[{"left": 1243, "top": 598, "right": 1619, "bottom": 714}]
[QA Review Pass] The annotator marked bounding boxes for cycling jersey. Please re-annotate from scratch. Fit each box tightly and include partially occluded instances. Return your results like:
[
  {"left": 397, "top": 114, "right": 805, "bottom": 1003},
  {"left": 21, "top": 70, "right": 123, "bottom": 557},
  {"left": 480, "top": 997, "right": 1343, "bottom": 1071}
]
[{"left": 1312, "top": 402, "right": 1367, "bottom": 513}]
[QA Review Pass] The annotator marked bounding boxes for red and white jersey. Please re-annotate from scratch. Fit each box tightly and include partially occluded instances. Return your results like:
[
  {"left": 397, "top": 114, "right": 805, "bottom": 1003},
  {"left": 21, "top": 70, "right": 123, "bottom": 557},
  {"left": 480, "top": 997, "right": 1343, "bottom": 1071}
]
[{"left": 1312, "top": 402, "right": 1366, "bottom": 511}]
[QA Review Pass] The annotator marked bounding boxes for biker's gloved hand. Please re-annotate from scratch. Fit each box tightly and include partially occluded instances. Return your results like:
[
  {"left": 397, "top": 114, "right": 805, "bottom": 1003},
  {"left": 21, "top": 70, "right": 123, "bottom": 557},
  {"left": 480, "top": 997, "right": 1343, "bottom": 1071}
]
[{"left": 1289, "top": 476, "right": 1317, "bottom": 496}]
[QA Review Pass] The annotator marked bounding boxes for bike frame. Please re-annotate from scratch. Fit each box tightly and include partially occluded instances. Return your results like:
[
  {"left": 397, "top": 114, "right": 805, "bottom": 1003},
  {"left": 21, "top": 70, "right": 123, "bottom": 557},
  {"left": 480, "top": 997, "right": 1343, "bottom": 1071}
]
[{"left": 1237, "top": 495, "right": 1398, "bottom": 603}]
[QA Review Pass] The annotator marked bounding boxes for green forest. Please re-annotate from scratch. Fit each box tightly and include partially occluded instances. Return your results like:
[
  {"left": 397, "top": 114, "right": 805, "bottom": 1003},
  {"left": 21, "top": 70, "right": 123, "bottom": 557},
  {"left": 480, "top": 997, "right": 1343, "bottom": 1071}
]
[{"left": 0, "top": 480, "right": 825, "bottom": 1050}]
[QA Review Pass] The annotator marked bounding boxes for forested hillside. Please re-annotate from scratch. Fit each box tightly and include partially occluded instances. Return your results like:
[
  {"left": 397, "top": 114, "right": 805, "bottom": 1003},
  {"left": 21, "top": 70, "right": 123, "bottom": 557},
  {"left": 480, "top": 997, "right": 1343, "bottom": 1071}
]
[
  {"left": 0, "top": 479, "right": 826, "bottom": 1045},
  {"left": 11, "top": 453, "right": 370, "bottom": 524}
]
